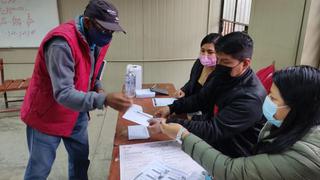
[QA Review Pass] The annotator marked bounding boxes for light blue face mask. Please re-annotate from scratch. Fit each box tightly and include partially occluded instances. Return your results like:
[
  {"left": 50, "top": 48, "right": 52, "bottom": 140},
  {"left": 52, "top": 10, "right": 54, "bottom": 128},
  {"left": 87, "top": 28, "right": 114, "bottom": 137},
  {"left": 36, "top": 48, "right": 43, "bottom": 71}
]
[{"left": 262, "top": 96, "right": 287, "bottom": 127}]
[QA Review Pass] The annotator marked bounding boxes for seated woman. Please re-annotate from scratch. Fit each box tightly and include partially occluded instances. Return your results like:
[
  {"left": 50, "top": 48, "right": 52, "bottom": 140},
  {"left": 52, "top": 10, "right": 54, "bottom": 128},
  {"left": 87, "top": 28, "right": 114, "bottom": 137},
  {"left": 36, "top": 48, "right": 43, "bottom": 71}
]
[
  {"left": 149, "top": 65, "right": 320, "bottom": 179},
  {"left": 174, "top": 33, "right": 221, "bottom": 99}
]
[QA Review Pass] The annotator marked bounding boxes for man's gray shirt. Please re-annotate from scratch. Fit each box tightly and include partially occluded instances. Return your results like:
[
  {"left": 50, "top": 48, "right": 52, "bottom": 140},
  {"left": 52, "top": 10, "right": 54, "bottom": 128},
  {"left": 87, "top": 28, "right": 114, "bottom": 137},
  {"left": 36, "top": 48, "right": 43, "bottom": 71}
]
[{"left": 44, "top": 16, "right": 106, "bottom": 112}]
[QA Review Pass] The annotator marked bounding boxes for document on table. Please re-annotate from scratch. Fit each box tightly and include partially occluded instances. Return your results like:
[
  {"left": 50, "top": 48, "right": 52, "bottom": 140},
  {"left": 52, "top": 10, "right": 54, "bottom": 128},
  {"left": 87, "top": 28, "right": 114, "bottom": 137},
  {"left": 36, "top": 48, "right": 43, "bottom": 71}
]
[
  {"left": 128, "top": 125, "right": 150, "bottom": 140},
  {"left": 152, "top": 98, "right": 177, "bottom": 107},
  {"left": 120, "top": 140, "right": 206, "bottom": 180},
  {"left": 122, "top": 104, "right": 153, "bottom": 126},
  {"left": 135, "top": 89, "right": 156, "bottom": 98},
  {"left": 133, "top": 161, "right": 188, "bottom": 180}
]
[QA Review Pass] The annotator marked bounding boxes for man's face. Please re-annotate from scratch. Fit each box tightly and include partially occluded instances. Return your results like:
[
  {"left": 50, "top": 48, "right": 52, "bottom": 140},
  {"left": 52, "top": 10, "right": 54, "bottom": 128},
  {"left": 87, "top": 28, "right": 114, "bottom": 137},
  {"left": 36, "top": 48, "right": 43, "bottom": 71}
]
[
  {"left": 216, "top": 52, "right": 251, "bottom": 77},
  {"left": 83, "top": 17, "right": 114, "bottom": 46}
]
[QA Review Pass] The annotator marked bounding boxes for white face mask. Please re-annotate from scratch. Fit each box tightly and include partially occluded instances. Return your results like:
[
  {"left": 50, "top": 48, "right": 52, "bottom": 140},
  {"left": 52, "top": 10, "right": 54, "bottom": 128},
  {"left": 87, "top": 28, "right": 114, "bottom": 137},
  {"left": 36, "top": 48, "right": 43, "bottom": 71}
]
[{"left": 262, "top": 96, "right": 287, "bottom": 127}]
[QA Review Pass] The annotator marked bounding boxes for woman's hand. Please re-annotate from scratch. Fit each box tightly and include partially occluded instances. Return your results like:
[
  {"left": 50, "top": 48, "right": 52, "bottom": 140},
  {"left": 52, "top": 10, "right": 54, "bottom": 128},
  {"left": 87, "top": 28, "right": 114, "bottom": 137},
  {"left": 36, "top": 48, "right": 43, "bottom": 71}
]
[
  {"left": 147, "top": 118, "right": 163, "bottom": 135},
  {"left": 148, "top": 118, "right": 190, "bottom": 139},
  {"left": 159, "top": 119, "right": 189, "bottom": 139}
]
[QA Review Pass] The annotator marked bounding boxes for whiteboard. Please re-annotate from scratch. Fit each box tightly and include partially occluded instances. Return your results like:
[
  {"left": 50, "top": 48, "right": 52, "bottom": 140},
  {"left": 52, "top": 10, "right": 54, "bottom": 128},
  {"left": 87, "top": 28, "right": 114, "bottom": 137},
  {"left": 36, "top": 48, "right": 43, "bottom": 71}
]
[{"left": 0, "top": 0, "right": 59, "bottom": 48}]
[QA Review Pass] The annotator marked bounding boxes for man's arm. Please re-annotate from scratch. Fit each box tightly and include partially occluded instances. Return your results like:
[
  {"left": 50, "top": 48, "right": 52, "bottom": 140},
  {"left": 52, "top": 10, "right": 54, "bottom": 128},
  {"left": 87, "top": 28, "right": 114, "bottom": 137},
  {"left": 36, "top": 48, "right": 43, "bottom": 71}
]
[
  {"left": 44, "top": 37, "right": 105, "bottom": 112},
  {"left": 94, "top": 80, "right": 104, "bottom": 93},
  {"left": 169, "top": 76, "right": 218, "bottom": 114},
  {"left": 168, "top": 94, "right": 263, "bottom": 144}
]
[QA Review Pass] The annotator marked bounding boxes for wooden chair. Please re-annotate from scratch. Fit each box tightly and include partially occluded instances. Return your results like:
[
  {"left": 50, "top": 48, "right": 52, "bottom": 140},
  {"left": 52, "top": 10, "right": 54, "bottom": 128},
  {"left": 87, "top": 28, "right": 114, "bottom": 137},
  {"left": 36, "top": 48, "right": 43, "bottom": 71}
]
[{"left": 0, "top": 58, "right": 31, "bottom": 112}]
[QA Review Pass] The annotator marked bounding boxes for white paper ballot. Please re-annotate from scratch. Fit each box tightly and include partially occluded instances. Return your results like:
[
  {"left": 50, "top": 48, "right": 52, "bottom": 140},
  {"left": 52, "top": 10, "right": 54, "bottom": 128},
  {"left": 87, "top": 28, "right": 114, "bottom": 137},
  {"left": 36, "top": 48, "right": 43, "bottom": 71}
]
[
  {"left": 122, "top": 104, "right": 153, "bottom": 126},
  {"left": 128, "top": 125, "right": 150, "bottom": 140},
  {"left": 135, "top": 89, "right": 155, "bottom": 98},
  {"left": 152, "top": 98, "right": 177, "bottom": 107}
]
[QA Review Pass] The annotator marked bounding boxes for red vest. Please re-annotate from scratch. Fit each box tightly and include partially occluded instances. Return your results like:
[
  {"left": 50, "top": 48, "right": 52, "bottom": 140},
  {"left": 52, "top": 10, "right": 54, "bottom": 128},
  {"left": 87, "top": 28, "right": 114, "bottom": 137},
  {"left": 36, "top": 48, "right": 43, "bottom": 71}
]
[{"left": 21, "top": 20, "right": 109, "bottom": 137}]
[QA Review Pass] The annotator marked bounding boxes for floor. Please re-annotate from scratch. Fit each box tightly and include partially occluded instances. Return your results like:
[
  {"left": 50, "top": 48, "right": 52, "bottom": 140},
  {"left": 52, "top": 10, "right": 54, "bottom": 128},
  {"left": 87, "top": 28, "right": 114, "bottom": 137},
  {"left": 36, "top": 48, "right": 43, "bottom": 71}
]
[{"left": 0, "top": 100, "right": 118, "bottom": 180}]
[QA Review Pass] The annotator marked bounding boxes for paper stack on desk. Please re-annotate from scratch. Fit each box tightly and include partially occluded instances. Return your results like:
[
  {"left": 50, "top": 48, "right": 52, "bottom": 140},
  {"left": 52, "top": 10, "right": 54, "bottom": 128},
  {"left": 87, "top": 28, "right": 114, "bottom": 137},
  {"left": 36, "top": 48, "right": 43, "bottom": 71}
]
[
  {"left": 122, "top": 104, "right": 153, "bottom": 126},
  {"left": 135, "top": 89, "right": 156, "bottom": 98},
  {"left": 152, "top": 98, "right": 177, "bottom": 107},
  {"left": 128, "top": 125, "right": 150, "bottom": 140}
]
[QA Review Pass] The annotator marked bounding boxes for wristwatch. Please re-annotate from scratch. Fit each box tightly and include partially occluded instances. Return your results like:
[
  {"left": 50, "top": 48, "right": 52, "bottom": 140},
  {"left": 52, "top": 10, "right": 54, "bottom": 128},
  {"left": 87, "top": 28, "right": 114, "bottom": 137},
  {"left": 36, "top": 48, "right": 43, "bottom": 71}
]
[{"left": 176, "top": 126, "right": 187, "bottom": 144}]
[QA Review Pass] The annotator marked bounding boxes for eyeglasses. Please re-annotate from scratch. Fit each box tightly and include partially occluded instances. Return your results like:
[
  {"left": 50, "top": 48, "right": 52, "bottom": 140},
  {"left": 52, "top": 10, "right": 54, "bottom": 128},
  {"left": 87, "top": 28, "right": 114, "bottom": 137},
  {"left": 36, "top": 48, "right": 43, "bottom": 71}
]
[{"left": 91, "top": 19, "right": 114, "bottom": 35}]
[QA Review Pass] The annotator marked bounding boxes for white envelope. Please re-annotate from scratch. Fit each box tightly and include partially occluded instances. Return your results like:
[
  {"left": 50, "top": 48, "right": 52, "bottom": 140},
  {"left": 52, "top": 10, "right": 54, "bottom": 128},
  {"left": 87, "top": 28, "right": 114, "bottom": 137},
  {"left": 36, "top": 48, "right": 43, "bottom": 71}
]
[{"left": 122, "top": 104, "right": 153, "bottom": 126}]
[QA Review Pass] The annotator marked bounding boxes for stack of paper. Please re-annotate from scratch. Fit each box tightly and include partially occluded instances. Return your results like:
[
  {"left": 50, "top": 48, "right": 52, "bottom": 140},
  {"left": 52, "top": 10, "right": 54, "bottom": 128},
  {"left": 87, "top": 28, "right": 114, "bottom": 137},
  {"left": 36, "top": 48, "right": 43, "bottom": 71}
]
[
  {"left": 152, "top": 98, "right": 177, "bottom": 107},
  {"left": 122, "top": 104, "right": 153, "bottom": 126},
  {"left": 135, "top": 89, "right": 156, "bottom": 98},
  {"left": 128, "top": 125, "right": 150, "bottom": 140}
]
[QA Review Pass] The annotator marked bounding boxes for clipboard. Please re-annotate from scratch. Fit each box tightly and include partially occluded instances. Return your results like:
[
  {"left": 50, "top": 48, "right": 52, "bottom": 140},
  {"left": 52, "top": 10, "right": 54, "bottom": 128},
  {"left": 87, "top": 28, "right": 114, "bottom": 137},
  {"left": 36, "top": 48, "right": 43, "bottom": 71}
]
[{"left": 97, "top": 60, "right": 107, "bottom": 80}]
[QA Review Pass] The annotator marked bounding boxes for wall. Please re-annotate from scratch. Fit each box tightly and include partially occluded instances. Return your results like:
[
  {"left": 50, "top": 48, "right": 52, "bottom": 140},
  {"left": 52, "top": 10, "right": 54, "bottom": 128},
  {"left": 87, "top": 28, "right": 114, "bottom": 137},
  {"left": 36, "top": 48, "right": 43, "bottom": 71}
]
[
  {"left": 249, "top": 0, "right": 320, "bottom": 70},
  {"left": 0, "top": 0, "right": 221, "bottom": 94},
  {"left": 0, "top": 0, "right": 89, "bottom": 79},
  {"left": 297, "top": 0, "right": 320, "bottom": 67},
  {"left": 248, "top": 0, "right": 306, "bottom": 70}
]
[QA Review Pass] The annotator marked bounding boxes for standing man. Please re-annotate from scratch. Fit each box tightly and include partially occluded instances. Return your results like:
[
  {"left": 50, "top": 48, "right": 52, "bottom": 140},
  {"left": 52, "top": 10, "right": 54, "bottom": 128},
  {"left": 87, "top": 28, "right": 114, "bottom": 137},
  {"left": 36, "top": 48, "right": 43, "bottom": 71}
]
[{"left": 20, "top": 0, "right": 131, "bottom": 179}]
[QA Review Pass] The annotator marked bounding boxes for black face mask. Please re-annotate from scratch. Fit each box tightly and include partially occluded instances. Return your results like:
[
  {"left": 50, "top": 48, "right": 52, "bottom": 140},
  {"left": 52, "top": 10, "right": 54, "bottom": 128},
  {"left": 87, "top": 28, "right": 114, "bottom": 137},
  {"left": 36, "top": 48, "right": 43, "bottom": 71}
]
[
  {"left": 211, "top": 64, "right": 239, "bottom": 95},
  {"left": 215, "top": 64, "right": 232, "bottom": 75},
  {"left": 215, "top": 62, "right": 243, "bottom": 79},
  {"left": 214, "top": 64, "right": 234, "bottom": 80}
]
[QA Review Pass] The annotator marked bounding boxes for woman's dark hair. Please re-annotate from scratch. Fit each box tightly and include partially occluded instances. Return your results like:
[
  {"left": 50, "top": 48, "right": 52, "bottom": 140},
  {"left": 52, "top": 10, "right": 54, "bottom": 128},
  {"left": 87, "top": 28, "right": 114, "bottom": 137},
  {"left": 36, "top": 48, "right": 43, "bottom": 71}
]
[
  {"left": 200, "top": 33, "right": 221, "bottom": 47},
  {"left": 255, "top": 65, "right": 320, "bottom": 154}
]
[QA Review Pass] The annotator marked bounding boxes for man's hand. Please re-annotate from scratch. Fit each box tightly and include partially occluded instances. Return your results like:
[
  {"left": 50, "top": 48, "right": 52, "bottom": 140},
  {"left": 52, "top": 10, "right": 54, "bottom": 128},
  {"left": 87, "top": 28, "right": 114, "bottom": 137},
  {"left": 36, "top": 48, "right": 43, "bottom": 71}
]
[
  {"left": 105, "top": 92, "right": 133, "bottom": 112},
  {"left": 154, "top": 106, "right": 170, "bottom": 118},
  {"left": 174, "top": 89, "right": 185, "bottom": 99}
]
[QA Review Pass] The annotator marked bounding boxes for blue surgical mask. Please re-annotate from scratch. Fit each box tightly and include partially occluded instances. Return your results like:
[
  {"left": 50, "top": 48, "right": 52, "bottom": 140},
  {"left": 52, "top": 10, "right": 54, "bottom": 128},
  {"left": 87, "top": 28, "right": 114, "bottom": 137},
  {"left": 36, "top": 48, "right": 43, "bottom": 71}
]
[{"left": 262, "top": 96, "right": 287, "bottom": 127}]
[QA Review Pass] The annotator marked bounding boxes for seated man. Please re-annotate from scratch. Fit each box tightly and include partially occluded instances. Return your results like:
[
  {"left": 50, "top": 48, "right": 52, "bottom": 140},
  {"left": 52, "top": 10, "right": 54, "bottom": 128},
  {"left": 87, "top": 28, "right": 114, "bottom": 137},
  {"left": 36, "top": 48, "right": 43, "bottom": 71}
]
[{"left": 152, "top": 32, "right": 266, "bottom": 157}]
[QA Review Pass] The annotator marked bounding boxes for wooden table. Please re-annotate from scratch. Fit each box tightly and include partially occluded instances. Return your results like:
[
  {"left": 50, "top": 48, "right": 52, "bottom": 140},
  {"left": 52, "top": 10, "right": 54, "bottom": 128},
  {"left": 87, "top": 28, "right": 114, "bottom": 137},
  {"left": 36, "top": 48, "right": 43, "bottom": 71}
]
[{"left": 107, "top": 83, "right": 177, "bottom": 180}]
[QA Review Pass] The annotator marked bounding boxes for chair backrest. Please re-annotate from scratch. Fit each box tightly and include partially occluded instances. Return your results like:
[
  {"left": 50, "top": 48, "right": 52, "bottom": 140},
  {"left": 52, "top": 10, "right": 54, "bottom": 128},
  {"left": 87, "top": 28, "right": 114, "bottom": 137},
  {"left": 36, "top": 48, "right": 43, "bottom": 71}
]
[{"left": 256, "top": 63, "right": 275, "bottom": 94}]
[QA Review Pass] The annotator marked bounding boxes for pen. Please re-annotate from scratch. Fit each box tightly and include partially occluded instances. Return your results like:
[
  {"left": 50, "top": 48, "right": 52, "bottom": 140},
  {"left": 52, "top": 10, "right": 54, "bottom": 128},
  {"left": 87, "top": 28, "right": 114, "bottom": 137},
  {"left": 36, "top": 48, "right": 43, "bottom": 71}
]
[
  {"left": 136, "top": 110, "right": 153, "bottom": 119},
  {"left": 153, "top": 98, "right": 157, "bottom": 106},
  {"left": 151, "top": 84, "right": 157, "bottom": 89}
]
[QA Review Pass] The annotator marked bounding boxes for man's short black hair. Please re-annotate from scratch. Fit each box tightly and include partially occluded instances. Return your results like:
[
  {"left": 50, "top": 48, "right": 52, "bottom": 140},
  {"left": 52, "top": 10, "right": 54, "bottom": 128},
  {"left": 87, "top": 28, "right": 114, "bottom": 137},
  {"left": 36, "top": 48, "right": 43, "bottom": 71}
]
[{"left": 215, "top": 31, "right": 253, "bottom": 60}]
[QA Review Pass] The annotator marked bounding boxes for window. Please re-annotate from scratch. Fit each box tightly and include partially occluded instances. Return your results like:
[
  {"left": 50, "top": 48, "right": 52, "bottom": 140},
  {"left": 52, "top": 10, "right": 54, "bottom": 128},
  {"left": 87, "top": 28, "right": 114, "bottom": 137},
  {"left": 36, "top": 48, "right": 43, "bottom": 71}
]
[{"left": 219, "top": 0, "right": 252, "bottom": 35}]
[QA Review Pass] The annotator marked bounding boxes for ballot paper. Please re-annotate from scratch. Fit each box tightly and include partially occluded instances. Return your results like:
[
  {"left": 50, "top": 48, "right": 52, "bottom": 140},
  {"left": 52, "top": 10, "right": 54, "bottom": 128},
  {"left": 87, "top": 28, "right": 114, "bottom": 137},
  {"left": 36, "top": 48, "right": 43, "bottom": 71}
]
[
  {"left": 135, "top": 89, "right": 156, "bottom": 98},
  {"left": 122, "top": 104, "right": 153, "bottom": 126},
  {"left": 133, "top": 161, "right": 188, "bottom": 180},
  {"left": 128, "top": 125, "right": 150, "bottom": 140},
  {"left": 152, "top": 98, "right": 177, "bottom": 107},
  {"left": 120, "top": 140, "right": 206, "bottom": 180}
]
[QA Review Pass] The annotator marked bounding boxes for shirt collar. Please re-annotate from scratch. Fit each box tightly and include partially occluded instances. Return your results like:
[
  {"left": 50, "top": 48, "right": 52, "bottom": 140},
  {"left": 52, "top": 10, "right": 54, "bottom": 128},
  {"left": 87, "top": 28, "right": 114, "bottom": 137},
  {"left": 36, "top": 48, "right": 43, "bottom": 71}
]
[{"left": 75, "top": 15, "right": 96, "bottom": 51}]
